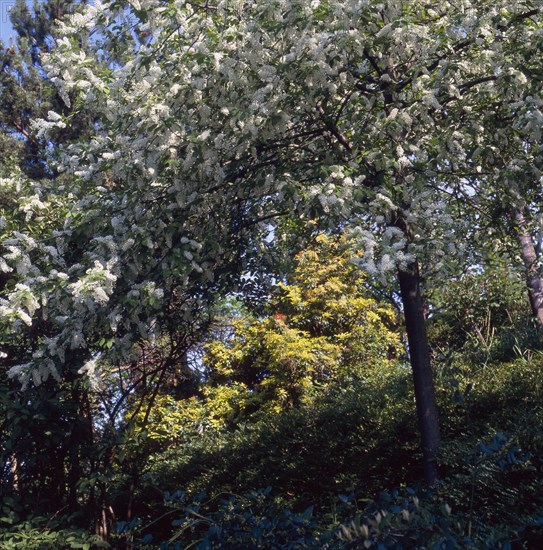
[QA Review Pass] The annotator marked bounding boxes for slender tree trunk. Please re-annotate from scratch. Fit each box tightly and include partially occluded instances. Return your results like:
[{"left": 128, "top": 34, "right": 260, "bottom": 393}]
[
  {"left": 67, "top": 383, "right": 84, "bottom": 513},
  {"left": 10, "top": 453, "right": 19, "bottom": 494},
  {"left": 127, "top": 469, "right": 137, "bottom": 522},
  {"left": 515, "top": 206, "right": 543, "bottom": 325},
  {"left": 398, "top": 261, "right": 441, "bottom": 485},
  {"left": 95, "top": 481, "right": 112, "bottom": 540}
]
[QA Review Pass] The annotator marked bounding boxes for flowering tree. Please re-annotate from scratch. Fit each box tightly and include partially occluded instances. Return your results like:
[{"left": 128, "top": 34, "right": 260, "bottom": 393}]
[
  {"left": 0, "top": 0, "right": 121, "bottom": 531},
  {"left": 0, "top": 0, "right": 96, "bottom": 177},
  {"left": 2, "top": 0, "right": 542, "bottom": 488}
]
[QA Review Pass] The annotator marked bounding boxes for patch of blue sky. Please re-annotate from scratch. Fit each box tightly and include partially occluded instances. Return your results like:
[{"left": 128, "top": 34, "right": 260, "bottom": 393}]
[{"left": 0, "top": 0, "right": 15, "bottom": 43}]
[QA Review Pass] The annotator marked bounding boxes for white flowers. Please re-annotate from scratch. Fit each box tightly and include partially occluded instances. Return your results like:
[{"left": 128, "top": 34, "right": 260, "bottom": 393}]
[
  {"left": 78, "top": 357, "right": 101, "bottom": 389},
  {"left": 20, "top": 194, "right": 47, "bottom": 221},
  {"left": 70, "top": 261, "right": 117, "bottom": 305},
  {"left": 422, "top": 92, "right": 442, "bottom": 110},
  {"left": 32, "top": 111, "right": 67, "bottom": 138},
  {"left": 1, "top": 0, "right": 540, "bottom": 389},
  {"left": 47, "top": 110, "right": 63, "bottom": 122},
  {"left": 352, "top": 225, "right": 416, "bottom": 283}
]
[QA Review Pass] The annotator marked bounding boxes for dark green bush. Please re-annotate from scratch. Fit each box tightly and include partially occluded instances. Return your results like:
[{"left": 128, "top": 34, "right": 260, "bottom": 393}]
[
  {"left": 114, "top": 483, "right": 543, "bottom": 549},
  {"left": 0, "top": 516, "right": 108, "bottom": 549}
]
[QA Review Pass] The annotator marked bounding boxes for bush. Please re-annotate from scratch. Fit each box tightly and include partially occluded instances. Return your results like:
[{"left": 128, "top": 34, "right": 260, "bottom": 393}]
[
  {"left": 115, "top": 483, "right": 543, "bottom": 549},
  {"left": 0, "top": 518, "right": 108, "bottom": 549}
]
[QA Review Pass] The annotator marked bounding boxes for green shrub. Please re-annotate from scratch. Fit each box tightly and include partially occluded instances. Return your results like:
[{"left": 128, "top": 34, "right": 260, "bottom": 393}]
[
  {"left": 0, "top": 518, "right": 108, "bottom": 549},
  {"left": 114, "top": 484, "right": 543, "bottom": 549}
]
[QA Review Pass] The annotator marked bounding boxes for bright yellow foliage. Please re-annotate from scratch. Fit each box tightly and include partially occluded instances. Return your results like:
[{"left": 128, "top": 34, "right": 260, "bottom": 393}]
[
  {"left": 128, "top": 234, "right": 401, "bottom": 446},
  {"left": 204, "top": 234, "right": 401, "bottom": 417}
]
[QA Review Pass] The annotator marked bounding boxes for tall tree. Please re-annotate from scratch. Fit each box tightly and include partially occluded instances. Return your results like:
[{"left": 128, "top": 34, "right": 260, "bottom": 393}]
[
  {"left": 4, "top": 0, "right": 543, "bottom": 489},
  {"left": 0, "top": 0, "right": 111, "bottom": 533},
  {"left": 0, "top": 0, "right": 94, "bottom": 178},
  {"left": 514, "top": 206, "right": 543, "bottom": 324}
]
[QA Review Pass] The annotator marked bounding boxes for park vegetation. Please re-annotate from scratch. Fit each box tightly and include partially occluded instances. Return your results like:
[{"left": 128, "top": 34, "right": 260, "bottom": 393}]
[{"left": 1, "top": 0, "right": 543, "bottom": 547}]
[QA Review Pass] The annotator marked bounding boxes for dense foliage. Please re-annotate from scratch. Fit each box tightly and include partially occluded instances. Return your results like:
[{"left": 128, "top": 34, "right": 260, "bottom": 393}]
[{"left": 1, "top": 0, "right": 543, "bottom": 547}]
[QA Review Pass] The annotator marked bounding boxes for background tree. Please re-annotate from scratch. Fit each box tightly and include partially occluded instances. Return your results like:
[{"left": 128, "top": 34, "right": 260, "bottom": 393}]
[
  {"left": 2, "top": 2, "right": 543, "bottom": 544},
  {"left": 0, "top": 0, "right": 113, "bottom": 537},
  {"left": 0, "top": 0, "right": 93, "bottom": 178},
  {"left": 36, "top": 0, "right": 543, "bottom": 484},
  {"left": 203, "top": 233, "right": 401, "bottom": 416}
]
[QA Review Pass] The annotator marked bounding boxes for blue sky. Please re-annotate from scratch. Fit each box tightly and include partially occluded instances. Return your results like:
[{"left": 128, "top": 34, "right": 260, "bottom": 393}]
[{"left": 0, "top": 0, "right": 15, "bottom": 43}]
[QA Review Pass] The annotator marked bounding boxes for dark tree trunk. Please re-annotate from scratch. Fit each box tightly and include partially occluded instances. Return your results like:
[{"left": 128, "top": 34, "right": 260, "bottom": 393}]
[
  {"left": 127, "top": 468, "right": 137, "bottom": 523},
  {"left": 94, "top": 480, "right": 112, "bottom": 540},
  {"left": 398, "top": 261, "right": 441, "bottom": 485},
  {"left": 67, "top": 395, "right": 83, "bottom": 513},
  {"left": 10, "top": 453, "right": 19, "bottom": 494},
  {"left": 515, "top": 206, "right": 543, "bottom": 326}
]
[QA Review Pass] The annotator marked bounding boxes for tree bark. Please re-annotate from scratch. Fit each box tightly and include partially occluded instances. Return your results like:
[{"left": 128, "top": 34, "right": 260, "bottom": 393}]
[
  {"left": 514, "top": 206, "right": 543, "bottom": 326},
  {"left": 398, "top": 261, "right": 441, "bottom": 485},
  {"left": 10, "top": 453, "right": 19, "bottom": 494}
]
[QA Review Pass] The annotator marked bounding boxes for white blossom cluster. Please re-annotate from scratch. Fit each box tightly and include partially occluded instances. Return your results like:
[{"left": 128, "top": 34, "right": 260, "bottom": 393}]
[{"left": 1, "top": 0, "right": 542, "bottom": 386}]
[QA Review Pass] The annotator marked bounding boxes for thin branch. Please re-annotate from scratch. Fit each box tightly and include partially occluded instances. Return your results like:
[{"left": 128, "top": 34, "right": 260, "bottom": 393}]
[{"left": 316, "top": 104, "right": 352, "bottom": 153}]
